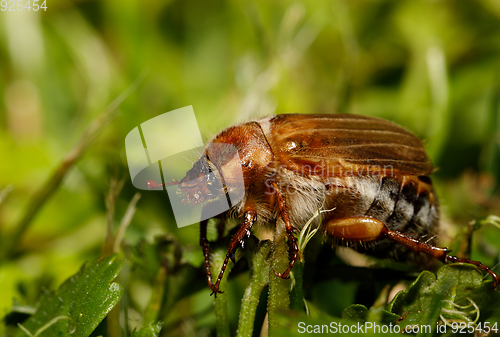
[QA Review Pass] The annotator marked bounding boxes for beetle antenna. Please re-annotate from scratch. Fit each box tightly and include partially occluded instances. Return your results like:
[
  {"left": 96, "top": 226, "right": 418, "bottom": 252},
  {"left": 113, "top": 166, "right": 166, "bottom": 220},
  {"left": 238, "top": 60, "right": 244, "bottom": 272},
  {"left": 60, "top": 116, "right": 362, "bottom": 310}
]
[{"left": 146, "top": 180, "right": 179, "bottom": 189}]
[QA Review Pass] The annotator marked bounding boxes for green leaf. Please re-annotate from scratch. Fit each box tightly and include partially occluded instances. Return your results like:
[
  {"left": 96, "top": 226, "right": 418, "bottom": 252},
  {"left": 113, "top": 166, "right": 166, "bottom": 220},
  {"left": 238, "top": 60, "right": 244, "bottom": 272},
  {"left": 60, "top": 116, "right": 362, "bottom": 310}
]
[
  {"left": 131, "top": 322, "right": 163, "bottom": 337},
  {"left": 15, "top": 255, "right": 124, "bottom": 337},
  {"left": 389, "top": 264, "right": 500, "bottom": 335},
  {"left": 342, "top": 303, "right": 399, "bottom": 326},
  {"left": 366, "top": 306, "right": 400, "bottom": 326},
  {"left": 342, "top": 304, "right": 368, "bottom": 322}
]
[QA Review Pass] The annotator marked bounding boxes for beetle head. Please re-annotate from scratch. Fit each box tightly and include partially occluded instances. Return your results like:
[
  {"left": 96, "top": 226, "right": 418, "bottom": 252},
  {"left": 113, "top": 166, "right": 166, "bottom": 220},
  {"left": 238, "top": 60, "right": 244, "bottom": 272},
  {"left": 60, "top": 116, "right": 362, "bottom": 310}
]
[
  {"left": 178, "top": 140, "right": 248, "bottom": 206},
  {"left": 178, "top": 122, "right": 273, "bottom": 206},
  {"left": 178, "top": 156, "right": 225, "bottom": 205}
]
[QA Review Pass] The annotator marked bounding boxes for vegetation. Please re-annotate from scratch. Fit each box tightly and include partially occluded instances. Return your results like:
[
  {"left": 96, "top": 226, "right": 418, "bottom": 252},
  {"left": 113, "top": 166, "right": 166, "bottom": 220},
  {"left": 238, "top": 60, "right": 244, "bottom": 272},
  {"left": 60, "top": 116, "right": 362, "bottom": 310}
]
[{"left": 1, "top": 0, "right": 500, "bottom": 336}]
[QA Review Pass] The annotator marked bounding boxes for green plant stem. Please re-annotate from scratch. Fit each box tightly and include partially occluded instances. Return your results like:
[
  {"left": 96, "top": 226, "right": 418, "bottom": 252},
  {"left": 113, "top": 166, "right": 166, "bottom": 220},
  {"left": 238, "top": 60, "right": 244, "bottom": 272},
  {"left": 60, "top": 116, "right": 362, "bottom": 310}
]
[
  {"left": 143, "top": 261, "right": 168, "bottom": 326},
  {"left": 236, "top": 241, "right": 271, "bottom": 337},
  {"left": 0, "top": 72, "right": 147, "bottom": 262},
  {"left": 106, "top": 304, "right": 122, "bottom": 337},
  {"left": 103, "top": 176, "right": 125, "bottom": 257},
  {"left": 103, "top": 183, "right": 140, "bottom": 337},
  {"left": 2, "top": 109, "right": 114, "bottom": 261},
  {"left": 212, "top": 246, "right": 234, "bottom": 337},
  {"left": 289, "top": 259, "right": 305, "bottom": 312},
  {"left": 267, "top": 220, "right": 291, "bottom": 335},
  {"left": 113, "top": 192, "right": 141, "bottom": 253}
]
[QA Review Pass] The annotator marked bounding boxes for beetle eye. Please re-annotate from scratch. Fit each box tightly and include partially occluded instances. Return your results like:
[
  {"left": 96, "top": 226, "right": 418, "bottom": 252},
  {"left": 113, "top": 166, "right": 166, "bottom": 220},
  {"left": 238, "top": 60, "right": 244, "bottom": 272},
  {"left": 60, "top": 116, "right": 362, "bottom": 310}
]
[{"left": 206, "top": 173, "right": 216, "bottom": 184}]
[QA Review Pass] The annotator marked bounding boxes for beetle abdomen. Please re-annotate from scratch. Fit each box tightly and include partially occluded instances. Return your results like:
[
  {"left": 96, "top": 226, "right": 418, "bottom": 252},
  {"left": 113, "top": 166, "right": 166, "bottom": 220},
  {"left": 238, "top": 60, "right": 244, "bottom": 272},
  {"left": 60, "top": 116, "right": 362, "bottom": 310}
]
[
  {"left": 323, "top": 175, "right": 439, "bottom": 264},
  {"left": 362, "top": 176, "right": 439, "bottom": 263}
]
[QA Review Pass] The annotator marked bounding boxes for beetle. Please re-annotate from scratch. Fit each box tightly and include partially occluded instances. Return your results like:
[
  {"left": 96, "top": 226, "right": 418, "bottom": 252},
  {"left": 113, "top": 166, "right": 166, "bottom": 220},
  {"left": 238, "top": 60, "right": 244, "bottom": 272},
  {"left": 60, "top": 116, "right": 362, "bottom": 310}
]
[{"left": 172, "top": 113, "right": 499, "bottom": 296}]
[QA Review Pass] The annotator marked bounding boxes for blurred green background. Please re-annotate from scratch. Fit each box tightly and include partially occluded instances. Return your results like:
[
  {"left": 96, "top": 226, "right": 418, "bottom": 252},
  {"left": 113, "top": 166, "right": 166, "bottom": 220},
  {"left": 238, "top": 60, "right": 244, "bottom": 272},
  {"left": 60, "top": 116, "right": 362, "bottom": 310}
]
[{"left": 1, "top": 0, "right": 500, "bottom": 336}]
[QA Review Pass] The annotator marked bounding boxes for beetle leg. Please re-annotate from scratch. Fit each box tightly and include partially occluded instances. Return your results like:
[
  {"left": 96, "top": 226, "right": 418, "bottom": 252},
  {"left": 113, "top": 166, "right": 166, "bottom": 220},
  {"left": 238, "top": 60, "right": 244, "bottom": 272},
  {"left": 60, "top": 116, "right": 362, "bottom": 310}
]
[
  {"left": 382, "top": 227, "right": 499, "bottom": 288},
  {"left": 324, "top": 216, "right": 499, "bottom": 288},
  {"left": 270, "top": 181, "right": 299, "bottom": 279},
  {"left": 200, "top": 217, "right": 215, "bottom": 293},
  {"left": 199, "top": 209, "right": 227, "bottom": 296},
  {"left": 210, "top": 209, "right": 257, "bottom": 297}
]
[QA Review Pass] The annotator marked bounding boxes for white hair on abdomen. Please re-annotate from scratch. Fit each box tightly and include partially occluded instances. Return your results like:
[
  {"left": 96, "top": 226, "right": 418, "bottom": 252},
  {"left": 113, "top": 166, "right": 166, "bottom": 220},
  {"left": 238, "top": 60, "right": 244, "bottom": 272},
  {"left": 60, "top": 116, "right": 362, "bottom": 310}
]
[{"left": 276, "top": 168, "right": 327, "bottom": 228}]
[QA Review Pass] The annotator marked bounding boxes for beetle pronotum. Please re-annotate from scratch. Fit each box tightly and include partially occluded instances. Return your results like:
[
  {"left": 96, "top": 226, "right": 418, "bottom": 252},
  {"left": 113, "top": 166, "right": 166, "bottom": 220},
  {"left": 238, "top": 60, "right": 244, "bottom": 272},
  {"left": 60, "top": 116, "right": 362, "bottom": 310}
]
[{"left": 168, "top": 114, "right": 499, "bottom": 296}]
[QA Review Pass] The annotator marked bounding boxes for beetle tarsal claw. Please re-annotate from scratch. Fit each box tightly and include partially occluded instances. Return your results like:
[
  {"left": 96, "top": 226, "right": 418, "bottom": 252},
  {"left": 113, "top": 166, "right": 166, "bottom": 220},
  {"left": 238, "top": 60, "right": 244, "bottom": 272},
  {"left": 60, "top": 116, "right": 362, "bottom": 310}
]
[
  {"left": 210, "top": 289, "right": 224, "bottom": 298},
  {"left": 273, "top": 269, "right": 291, "bottom": 279}
]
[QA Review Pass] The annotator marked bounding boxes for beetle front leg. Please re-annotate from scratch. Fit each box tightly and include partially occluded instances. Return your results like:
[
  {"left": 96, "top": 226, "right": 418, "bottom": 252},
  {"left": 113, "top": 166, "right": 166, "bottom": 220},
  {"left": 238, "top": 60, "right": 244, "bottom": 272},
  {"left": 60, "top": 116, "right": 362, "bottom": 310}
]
[
  {"left": 210, "top": 209, "right": 257, "bottom": 297},
  {"left": 199, "top": 208, "right": 227, "bottom": 295},
  {"left": 200, "top": 217, "right": 215, "bottom": 292},
  {"left": 270, "top": 181, "right": 299, "bottom": 279},
  {"left": 324, "top": 216, "right": 499, "bottom": 288}
]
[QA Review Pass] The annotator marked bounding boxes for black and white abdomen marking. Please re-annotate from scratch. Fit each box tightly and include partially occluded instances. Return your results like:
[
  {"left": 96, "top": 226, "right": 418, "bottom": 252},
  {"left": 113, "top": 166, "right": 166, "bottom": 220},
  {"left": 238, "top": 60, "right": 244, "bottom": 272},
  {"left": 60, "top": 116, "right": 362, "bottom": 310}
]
[{"left": 323, "top": 175, "right": 439, "bottom": 264}]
